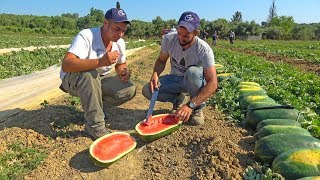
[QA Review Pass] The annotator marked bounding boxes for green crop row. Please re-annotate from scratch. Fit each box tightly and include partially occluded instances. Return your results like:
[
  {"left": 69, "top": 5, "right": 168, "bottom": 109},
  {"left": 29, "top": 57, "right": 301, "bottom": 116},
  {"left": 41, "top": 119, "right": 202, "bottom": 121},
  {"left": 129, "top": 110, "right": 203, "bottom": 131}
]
[
  {"left": 0, "top": 34, "right": 157, "bottom": 49},
  {"left": 126, "top": 39, "right": 157, "bottom": 50},
  {"left": 209, "top": 48, "right": 320, "bottom": 137},
  {"left": 0, "top": 39, "right": 156, "bottom": 79},
  {"left": 0, "top": 34, "right": 73, "bottom": 49},
  {"left": 0, "top": 48, "right": 66, "bottom": 79},
  {"left": 219, "top": 40, "right": 320, "bottom": 63}
]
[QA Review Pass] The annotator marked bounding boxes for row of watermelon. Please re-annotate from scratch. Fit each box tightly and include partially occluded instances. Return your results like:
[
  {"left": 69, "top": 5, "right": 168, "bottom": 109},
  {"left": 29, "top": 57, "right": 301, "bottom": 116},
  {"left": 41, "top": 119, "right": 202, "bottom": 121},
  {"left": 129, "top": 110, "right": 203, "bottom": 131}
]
[{"left": 216, "top": 64, "right": 320, "bottom": 180}]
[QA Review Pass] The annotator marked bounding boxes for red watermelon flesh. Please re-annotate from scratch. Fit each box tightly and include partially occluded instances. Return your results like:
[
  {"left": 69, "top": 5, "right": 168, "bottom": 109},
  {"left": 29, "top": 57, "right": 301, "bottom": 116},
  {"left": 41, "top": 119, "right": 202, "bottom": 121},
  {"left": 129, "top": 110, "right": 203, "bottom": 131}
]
[
  {"left": 135, "top": 114, "right": 182, "bottom": 141},
  {"left": 90, "top": 132, "right": 136, "bottom": 166},
  {"left": 140, "top": 114, "right": 179, "bottom": 135}
]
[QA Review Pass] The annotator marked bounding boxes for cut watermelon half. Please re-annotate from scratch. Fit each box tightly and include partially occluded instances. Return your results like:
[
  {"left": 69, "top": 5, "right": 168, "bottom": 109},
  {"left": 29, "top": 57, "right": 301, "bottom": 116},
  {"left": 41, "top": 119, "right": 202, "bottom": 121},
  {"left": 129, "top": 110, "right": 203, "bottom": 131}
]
[
  {"left": 89, "top": 132, "right": 137, "bottom": 167},
  {"left": 135, "top": 114, "right": 182, "bottom": 141}
]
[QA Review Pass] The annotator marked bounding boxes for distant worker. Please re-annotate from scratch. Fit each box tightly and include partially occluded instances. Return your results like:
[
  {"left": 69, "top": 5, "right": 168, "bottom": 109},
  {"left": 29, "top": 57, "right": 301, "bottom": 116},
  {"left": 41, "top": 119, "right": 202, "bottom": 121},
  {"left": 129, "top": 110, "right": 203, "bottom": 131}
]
[
  {"left": 142, "top": 11, "right": 218, "bottom": 125},
  {"left": 229, "top": 30, "right": 235, "bottom": 44},
  {"left": 212, "top": 31, "right": 218, "bottom": 46},
  {"left": 170, "top": 26, "right": 177, "bottom": 33},
  {"left": 201, "top": 29, "right": 209, "bottom": 41},
  {"left": 59, "top": 6, "right": 136, "bottom": 140}
]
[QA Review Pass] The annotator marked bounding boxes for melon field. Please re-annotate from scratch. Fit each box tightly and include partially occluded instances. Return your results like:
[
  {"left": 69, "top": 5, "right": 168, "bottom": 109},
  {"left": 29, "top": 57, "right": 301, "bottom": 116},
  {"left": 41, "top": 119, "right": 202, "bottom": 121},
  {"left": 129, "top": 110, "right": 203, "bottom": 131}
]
[{"left": 0, "top": 36, "right": 320, "bottom": 179}]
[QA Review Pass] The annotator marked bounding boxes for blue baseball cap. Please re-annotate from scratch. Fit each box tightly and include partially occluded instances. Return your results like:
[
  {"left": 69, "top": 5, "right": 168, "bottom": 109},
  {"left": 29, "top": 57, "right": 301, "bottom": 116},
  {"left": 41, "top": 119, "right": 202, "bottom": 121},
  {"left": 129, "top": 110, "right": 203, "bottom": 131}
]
[
  {"left": 177, "top": 11, "right": 200, "bottom": 32},
  {"left": 105, "top": 8, "right": 131, "bottom": 25}
]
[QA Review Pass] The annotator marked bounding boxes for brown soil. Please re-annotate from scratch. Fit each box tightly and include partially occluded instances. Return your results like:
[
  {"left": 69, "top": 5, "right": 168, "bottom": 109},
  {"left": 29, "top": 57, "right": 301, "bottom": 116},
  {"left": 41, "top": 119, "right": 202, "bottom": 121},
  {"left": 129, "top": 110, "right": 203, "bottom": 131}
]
[
  {"left": 222, "top": 46, "right": 320, "bottom": 76},
  {"left": 0, "top": 46, "right": 256, "bottom": 179}
]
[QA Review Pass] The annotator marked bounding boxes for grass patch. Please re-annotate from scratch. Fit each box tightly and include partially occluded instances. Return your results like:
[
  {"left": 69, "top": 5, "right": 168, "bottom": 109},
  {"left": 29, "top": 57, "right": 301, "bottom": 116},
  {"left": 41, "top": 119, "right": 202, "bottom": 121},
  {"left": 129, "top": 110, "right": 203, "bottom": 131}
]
[{"left": 0, "top": 142, "right": 48, "bottom": 179}]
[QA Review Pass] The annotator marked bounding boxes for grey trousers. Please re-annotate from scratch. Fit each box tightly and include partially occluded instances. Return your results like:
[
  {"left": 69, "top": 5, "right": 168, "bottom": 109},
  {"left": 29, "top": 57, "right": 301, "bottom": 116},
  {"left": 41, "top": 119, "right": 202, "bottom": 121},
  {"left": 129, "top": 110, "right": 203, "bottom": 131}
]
[
  {"left": 62, "top": 70, "right": 136, "bottom": 130},
  {"left": 142, "top": 66, "right": 206, "bottom": 109}
]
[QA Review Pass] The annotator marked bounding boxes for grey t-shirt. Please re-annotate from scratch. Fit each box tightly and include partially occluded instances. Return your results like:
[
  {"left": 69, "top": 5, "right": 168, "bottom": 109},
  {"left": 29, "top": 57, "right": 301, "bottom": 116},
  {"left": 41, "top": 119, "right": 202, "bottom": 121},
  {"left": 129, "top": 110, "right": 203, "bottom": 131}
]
[{"left": 161, "top": 33, "right": 215, "bottom": 76}]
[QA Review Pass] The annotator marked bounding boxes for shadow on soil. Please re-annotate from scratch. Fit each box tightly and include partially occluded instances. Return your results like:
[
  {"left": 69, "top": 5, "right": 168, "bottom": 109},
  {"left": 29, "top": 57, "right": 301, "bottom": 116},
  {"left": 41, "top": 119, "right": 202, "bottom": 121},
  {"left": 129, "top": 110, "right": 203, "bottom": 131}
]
[
  {"left": 69, "top": 148, "right": 105, "bottom": 173},
  {"left": 0, "top": 104, "right": 167, "bottom": 140}
]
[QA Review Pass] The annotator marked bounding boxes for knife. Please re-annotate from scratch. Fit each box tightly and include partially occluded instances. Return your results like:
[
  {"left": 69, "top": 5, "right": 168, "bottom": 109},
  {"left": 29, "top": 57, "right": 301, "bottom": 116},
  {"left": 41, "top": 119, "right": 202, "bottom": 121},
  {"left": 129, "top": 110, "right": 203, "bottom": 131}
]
[
  {"left": 145, "top": 87, "right": 159, "bottom": 125},
  {"left": 242, "top": 105, "right": 295, "bottom": 113}
]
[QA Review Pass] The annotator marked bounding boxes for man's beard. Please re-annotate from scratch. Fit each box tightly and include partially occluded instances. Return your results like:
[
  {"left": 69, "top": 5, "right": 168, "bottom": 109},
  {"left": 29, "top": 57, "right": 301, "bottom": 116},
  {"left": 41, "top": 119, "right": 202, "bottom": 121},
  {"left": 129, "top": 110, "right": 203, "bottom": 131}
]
[{"left": 179, "top": 36, "right": 194, "bottom": 47}]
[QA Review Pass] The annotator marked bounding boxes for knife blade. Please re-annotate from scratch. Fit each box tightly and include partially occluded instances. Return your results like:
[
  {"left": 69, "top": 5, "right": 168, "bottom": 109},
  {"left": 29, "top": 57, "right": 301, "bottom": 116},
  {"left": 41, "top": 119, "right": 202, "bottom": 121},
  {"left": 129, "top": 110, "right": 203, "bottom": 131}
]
[
  {"left": 242, "top": 104, "right": 295, "bottom": 113},
  {"left": 145, "top": 88, "right": 159, "bottom": 125}
]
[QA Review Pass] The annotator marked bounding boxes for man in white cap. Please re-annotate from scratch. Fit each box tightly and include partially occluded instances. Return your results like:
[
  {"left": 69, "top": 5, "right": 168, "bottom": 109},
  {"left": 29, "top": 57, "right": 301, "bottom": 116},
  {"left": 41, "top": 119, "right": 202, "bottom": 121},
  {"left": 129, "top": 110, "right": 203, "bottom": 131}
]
[
  {"left": 142, "top": 11, "right": 218, "bottom": 125},
  {"left": 60, "top": 6, "right": 136, "bottom": 140}
]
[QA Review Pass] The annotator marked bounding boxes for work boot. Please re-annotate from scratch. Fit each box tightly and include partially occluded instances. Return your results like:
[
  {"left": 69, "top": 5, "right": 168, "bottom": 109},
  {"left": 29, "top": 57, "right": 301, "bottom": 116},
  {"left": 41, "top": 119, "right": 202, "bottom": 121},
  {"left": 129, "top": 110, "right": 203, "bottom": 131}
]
[
  {"left": 171, "top": 93, "right": 190, "bottom": 113},
  {"left": 84, "top": 126, "right": 110, "bottom": 140},
  {"left": 188, "top": 109, "right": 205, "bottom": 125}
]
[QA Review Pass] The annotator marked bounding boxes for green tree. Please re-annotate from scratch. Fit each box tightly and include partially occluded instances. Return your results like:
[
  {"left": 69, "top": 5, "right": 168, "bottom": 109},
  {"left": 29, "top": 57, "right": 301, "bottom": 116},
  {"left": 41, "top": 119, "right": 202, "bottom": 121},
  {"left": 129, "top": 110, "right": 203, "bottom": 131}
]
[
  {"left": 248, "top": 21, "right": 262, "bottom": 36},
  {"left": 231, "top": 11, "right": 242, "bottom": 23},
  {"left": 89, "top": 8, "right": 104, "bottom": 23},
  {"left": 212, "top": 18, "right": 230, "bottom": 38},
  {"left": 269, "top": 16, "right": 295, "bottom": 39},
  {"left": 265, "top": 26, "right": 281, "bottom": 39},
  {"left": 292, "top": 25, "right": 315, "bottom": 40},
  {"left": 233, "top": 21, "right": 261, "bottom": 37},
  {"left": 152, "top": 16, "right": 165, "bottom": 36},
  {"left": 314, "top": 23, "right": 320, "bottom": 40},
  {"left": 267, "top": 0, "right": 277, "bottom": 23},
  {"left": 61, "top": 13, "right": 79, "bottom": 19}
]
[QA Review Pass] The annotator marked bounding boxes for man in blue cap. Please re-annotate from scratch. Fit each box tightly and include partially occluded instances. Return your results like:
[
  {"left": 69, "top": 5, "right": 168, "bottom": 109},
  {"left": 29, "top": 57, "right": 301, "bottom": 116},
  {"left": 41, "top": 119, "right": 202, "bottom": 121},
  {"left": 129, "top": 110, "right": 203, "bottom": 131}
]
[
  {"left": 60, "top": 6, "right": 136, "bottom": 140},
  {"left": 142, "top": 11, "right": 218, "bottom": 125}
]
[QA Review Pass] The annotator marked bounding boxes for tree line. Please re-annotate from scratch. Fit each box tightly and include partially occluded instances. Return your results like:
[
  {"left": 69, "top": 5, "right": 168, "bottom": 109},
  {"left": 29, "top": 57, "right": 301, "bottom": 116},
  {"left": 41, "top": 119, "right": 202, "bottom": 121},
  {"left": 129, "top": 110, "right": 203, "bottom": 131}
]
[{"left": 0, "top": 7, "right": 319, "bottom": 40}]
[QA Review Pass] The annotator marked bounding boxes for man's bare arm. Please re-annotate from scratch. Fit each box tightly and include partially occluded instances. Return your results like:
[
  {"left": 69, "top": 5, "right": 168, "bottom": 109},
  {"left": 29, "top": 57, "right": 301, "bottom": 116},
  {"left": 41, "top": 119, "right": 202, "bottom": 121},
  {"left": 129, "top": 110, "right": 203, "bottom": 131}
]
[
  {"left": 62, "top": 51, "right": 120, "bottom": 72},
  {"left": 149, "top": 51, "right": 169, "bottom": 91},
  {"left": 191, "top": 66, "right": 218, "bottom": 106}
]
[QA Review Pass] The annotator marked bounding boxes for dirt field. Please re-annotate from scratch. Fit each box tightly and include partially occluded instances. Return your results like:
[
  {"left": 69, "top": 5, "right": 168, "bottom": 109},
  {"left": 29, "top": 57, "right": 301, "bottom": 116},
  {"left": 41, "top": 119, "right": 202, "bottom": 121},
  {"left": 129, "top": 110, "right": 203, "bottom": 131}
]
[{"left": 0, "top": 46, "right": 257, "bottom": 179}]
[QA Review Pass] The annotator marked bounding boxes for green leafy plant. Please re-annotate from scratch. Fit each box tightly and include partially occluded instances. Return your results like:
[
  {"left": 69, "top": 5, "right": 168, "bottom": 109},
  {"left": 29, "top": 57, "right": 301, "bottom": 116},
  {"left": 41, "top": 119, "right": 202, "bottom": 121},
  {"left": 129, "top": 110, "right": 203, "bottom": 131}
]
[
  {"left": 243, "top": 164, "right": 284, "bottom": 180},
  {"left": 0, "top": 142, "right": 47, "bottom": 180}
]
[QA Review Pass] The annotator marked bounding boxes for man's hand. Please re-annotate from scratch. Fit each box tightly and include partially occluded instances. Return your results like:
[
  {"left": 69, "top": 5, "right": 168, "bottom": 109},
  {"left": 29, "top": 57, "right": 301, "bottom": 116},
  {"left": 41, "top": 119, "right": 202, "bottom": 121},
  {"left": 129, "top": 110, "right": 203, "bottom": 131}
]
[
  {"left": 99, "top": 50, "right": 120, "bottom": 66},
  {"left": 119, "top": 68, "right": 131, "bottom": 83},
  {"left": 149, "top": 72, "right": 160, "bottom": 93},
  {"left": 174, "top": 105, "right": 193, "bottom": 122}
]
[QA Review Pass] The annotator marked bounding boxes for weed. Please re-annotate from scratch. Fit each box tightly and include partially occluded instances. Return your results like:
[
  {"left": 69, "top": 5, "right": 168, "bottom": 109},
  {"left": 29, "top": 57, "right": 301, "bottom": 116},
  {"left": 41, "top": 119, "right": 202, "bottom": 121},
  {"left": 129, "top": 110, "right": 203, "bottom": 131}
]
[{"left": 0, "top": 141, "right": 48, "bottom": 179}]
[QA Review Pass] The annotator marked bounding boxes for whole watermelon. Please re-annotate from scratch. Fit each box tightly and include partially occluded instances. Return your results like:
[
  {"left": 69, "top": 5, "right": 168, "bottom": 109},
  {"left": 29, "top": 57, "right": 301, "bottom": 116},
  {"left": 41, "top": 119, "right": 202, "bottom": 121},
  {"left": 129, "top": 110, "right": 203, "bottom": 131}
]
[
  {"left": 254, "top": 125, "right": 311, "bottom": 140},
  {"left": 272, "top": 148, "right": 320, "bottom": 179},
  {"left": 256, "top": 119, "right": 301, "bottom": 131},
  {"left": 246, "top": 107, "right": 304, "bottom": 129},
  {"left": 254, "top": 134, "right": 320, "bottom": 164}
]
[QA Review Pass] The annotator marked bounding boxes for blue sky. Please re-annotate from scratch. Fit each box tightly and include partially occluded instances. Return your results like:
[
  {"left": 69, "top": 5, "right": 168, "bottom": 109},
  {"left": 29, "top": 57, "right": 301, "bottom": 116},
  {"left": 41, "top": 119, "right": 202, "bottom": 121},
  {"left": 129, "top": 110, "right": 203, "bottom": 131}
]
[{"left": 0, "top": 0, "right": 319, "bottom": 24}]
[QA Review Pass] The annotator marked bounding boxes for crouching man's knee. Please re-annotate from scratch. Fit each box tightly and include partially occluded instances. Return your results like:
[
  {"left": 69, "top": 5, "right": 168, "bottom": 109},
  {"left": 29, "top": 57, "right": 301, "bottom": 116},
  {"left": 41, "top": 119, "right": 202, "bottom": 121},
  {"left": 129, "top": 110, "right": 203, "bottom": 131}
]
[
  {"left": 142, "top": 83, "right": 152, "bottom": 100},
  {"left": 103, "top": 83, "right": 137, "bottom": 108},
  {"left": 124, "top": 84, "right": 137, "bottom": 101}
]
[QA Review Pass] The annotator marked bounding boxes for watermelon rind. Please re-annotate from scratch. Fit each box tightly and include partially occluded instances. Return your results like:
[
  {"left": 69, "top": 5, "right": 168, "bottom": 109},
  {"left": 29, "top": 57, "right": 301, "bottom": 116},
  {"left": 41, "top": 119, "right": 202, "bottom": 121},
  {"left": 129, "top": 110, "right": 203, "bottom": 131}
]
[
  {"left": 245, "top": 108, "right": 304, "bottom": 129},
  {"left": 254, "top": 134, "right": 320, "bottom": 164},
  {"left": 254, "top": 125, "right": 311, "bottom": 140},
  {"left": 89, "top": 132, "right": 137, "bottom": 167},
  {"left": 217, "top": 73, "right": 233, "bottom": 82},
  {"left": 272, "top": 148, "right": 320, "bottom": 179},
  {"left": 239, "top": 82, "right": 260, "bottom": 87},
  {"left": 239, "top": 95, "right": 275, "bottom": 110},
  {"left": 297, "top": 176, "right": 320, "bottom": 180},
  {"left": 236, "top": 91, "right": 268, "bottom": 102},
  {"left": 239, "top": 87, "right": 266, "bottom": 95},
  {"left": 135, "top": 114, "right": 182, "bottom": 142},
  {"left": 256, "top": 118, "right": 301, "bottom": 131}
]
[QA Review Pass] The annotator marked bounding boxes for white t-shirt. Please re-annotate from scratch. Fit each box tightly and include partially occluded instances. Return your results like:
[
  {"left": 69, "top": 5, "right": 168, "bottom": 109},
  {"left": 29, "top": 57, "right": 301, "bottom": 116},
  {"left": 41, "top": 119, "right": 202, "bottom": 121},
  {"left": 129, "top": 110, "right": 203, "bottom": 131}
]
[
  {"left": 60, "top": 27, "right": 126, "bottom": 79},
  {"left": 161, "top": 33, "right": 215, "bottom": 76}
]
